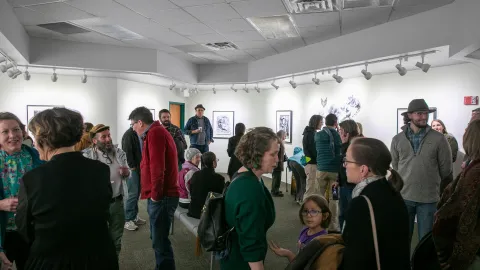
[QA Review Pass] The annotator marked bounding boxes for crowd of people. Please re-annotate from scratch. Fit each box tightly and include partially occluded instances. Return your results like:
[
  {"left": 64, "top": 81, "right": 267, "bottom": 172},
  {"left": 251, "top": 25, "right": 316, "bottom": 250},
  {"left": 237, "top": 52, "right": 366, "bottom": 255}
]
[{"left": 0, "top": 99, "right": 478, "bottom": 270}]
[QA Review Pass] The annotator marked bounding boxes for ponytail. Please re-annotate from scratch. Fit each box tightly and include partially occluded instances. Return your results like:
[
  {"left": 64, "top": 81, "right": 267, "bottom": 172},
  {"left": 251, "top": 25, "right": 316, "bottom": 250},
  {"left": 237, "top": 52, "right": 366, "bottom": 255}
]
[{"left": 387, "top": 169, "right": 404, "bottom": 192}]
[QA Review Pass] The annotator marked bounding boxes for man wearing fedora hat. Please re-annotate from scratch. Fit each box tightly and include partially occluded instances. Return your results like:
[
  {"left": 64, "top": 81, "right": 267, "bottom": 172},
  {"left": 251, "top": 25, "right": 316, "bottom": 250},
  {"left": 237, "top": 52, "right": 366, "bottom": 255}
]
[
  {"left": 184, "top": 104, "right": 214, "bottom": 154},
  {"left": 391, "top": 99, "right": 452, "bottom": 243}
]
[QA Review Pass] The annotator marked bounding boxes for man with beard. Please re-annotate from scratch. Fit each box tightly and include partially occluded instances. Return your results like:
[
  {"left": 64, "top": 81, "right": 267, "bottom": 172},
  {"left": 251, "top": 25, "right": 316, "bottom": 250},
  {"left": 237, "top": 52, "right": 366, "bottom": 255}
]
[
  {"left": 83, "top": 124, "right": 130, "bottom": 257},
  {"left": 391, "top": 99, "right": 452, "bottom": 243},
  {"left": 159, "top": 109, "right": 187, "bottom": 170}
]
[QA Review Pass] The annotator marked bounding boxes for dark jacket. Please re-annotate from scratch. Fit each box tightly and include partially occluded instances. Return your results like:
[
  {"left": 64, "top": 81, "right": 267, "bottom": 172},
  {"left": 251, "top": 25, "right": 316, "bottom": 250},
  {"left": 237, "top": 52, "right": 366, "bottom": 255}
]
[
  {"left": 315, "top": 127, "right": 342, "bottom": 173},
  {"left": 274, "top": 141, "right": 287, "bottom": 172},
  {"left": 184, "top": 116, "right": 214, "bottom": 145},
  {"left": 227, "top": 135, "right": 243, "bottom": 180},
  {"left": 164, "top": 124, "right": 187, "bottom": 166},
  {"left": 302, "top": 126, "right": 317, "bottom": 165},
  {"left": 187, "top": 168, "right": 225, "bottom": 219},
  {"left": 16, "top": 152, "right": 118, "bottom": 269},
  {"left": 140, "top": 121, "right": 179, "bottom": 201},
  {"left": 121, "top": 127, "right": 142, "bottom": 169},
  {"left": 338, "top": 142, "right": 356, "bottom": 188},
  {"left": 341, "top": 179, "right": 410, "bottom": 270}
]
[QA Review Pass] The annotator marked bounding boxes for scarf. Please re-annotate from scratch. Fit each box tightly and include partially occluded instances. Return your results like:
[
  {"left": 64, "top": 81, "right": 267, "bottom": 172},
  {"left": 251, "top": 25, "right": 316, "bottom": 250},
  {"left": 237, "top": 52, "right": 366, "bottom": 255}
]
[
  {"left": 351, "top": 175, "right": 384, "bottom": 199},
  {"left": 433, "top": 159, "right": 480, "bottom": 270}
]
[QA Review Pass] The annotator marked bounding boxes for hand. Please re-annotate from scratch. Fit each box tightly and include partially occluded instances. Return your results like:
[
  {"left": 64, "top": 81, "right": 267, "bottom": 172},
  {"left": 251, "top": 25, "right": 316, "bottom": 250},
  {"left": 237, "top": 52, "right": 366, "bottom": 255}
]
[
  {"left": 0, "top": 198, "right": 18, "bottom": 212},
  {"left": 461, "top": 161, "right": 466, "bottom": 169},
  {"left": 0, "top": 252, "right": 12, "bottom": 270},
  {"left": 119, "top": 167, "right": 130, "bottom": 177},
  {"left": 151, "top": 198, "right": 158, "bottom": 202},
  {"left": 208, "top": 141, "right": 211, "bottom": 145},
  {"left": 332, "top": 182, "right": 339, "bottom": 189},
  {"left": 268, "top": 241, "right": 293, "bottom": 258},
  {"left": 194, "top": 129, "right": 201, "bottom": 134}
]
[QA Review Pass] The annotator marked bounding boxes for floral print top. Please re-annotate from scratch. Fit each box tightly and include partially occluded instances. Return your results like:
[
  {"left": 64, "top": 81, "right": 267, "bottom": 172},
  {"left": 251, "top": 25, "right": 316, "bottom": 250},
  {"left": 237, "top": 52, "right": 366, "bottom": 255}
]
[{"left": 0, "top": 148, "right": 34, "bottom": 231}]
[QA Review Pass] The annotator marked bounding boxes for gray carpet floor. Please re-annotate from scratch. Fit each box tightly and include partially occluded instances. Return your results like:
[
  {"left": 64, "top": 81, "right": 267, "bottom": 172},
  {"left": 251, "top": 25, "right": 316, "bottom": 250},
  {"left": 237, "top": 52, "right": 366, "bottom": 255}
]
[{"left": 119, "top": 175, "right": 419, "bottom": 270}]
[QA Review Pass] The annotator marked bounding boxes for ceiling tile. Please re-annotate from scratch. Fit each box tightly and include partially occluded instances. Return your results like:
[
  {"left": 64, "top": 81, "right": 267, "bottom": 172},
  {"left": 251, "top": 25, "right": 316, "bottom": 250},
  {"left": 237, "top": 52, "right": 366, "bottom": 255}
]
[
  {"left": 341, "top": 7, "right": 391, "bottom": 35},
  {"left": 232, "top": 40, "right": 272, "bottom": 49},
  {"left": 230, "top": 0, "right": 288, "bottom": 18},
  {"left": 171, "top": 23, "right": 215, "bottom": 36},
  {"left": 267, "top": 37, "right": 305, "bottom": 53},
  {"left": 206, "top": 18, "right": 255, "bottom": 33},
  {"left": 170, "top": 0, "right": 225, "bottom": 7},
  {"left": 389, "top": 4, "right": 440, "bottom": 21},
  {"left": 66, "top": 0, "right": 117, "bottom": 17},
  {"left": 304, "top": 31, "right": 341, "bottom": 45},
  {"left": 121, "top": 38, "right": 182, "bottom": 53},
  {"left": 187, "top": 33, "right": 226, "bottom": 43},
  {"left": 115, "top": 19, "right": 169, "bottom": 39},
  {"left": 188, "top": 51, "right": 230, "bottom": 62},
  {"left": 174, "top": 44, "right": 212, "bottom": 52},
  {"left": 214, "top": 50, "right": 256, "bottom": 63},
  {"left": 28, "top": 2, "right": 95, "bottom": 21},
  {"left": 150, "top": 30, "right": 196, "bottom": 46},
  {"left": 14, "top": 7, "right": 57, "bottom": 25},
  {"left": 297, "top": 25, "right": 340, "bottom": 38},
  {"left": 244, "top": 47, "right": 277, "bottom": 59},
  {"left": 291, "top": 12, "right": 339, "bottom": 28},
  {"left": 8, "top": 0, "right": 65, "bottom": 7},
  {"left": 394, "top": 0, "right": 453, "bottom": 7},
  {"left": 171, "top": 52, "right": 209, "bottom": 63},
  {"left": 150, "top": 9, "right": 199, "bottom": 26},
  {"left": 114, "top": 0, "right": 178, "bottom": 17},
  {"left": 185, "top": 3, "right": 242, "bottom": 22},
  {"left": 221, "top": 30, "right": 264, "bottom": 41}
]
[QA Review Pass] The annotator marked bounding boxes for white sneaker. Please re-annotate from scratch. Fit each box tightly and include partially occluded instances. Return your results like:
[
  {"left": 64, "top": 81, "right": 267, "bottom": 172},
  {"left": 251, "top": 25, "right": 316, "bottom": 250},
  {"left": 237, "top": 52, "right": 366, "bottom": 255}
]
[
  {"left": 134, "top": 216, "right": 146, "bottom": 225},
  {"left": 124, "top": 220, "right": 138, "bottom": 231}
]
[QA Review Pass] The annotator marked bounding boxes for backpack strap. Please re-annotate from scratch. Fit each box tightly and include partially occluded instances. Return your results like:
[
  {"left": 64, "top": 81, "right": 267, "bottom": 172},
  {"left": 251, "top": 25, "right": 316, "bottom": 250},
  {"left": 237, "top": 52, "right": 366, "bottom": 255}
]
[{"left": 361, "top": 195, "right": 381, "bottom": 270}]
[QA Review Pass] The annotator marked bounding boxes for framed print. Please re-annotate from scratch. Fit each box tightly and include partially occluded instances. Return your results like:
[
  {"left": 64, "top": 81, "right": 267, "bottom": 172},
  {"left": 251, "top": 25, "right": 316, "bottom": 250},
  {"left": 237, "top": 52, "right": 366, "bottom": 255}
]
[
  {"left": 149, "top": 109, "right": 156, "bottom": 120},
  {"left": 397, "top": 107, "right": 437, "bottom": 134},
  {"left": 212, "top": 111, "right": 234, "bottom": 139},
  {"left": 276, "top": 110, "right": 292, "bottom": 144}
]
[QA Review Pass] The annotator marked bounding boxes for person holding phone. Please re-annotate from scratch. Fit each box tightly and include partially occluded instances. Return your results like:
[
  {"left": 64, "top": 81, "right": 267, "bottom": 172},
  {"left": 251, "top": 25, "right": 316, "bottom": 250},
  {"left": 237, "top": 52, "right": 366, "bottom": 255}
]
[{"left": 184, "top": 104, "right": 214, "bottom": 154}]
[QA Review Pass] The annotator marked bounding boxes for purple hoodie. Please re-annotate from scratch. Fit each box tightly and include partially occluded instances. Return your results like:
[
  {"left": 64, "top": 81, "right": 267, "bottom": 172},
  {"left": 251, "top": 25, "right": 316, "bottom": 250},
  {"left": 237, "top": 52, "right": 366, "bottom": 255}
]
[{"left": 178, "top": 161, "right": 200, "bottom": 203}]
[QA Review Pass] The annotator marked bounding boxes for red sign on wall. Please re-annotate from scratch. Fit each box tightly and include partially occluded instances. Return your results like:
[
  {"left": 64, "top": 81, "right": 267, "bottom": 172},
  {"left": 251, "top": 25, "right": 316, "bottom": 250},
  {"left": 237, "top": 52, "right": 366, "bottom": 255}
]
[{"left": 464, "top": 96, "right": 479, "bottom": 105}]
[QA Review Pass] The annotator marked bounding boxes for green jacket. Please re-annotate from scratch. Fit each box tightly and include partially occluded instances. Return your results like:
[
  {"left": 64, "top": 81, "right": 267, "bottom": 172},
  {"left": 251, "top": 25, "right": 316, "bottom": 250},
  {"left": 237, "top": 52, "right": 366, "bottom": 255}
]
[
  {"left": 221, "top": 170, "right": 276, "bottom": 270},
  {"left": 315, "top": 127, "right": 342, "bottom": 173}
]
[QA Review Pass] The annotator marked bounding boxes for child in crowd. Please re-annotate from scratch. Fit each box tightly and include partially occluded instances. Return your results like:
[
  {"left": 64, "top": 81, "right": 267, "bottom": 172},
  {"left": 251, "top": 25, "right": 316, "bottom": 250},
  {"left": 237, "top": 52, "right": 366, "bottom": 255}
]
[{"left": 269, "top": 195, "right": 331, "bottom": 262}]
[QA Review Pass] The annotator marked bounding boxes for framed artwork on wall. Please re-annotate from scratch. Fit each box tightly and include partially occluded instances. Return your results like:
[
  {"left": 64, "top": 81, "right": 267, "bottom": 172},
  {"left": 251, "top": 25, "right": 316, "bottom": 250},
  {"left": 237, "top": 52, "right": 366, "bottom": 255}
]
[
  {"left": 397, "top": 107, "right": 437, "bottom": 134},
  {"left": 149, "top": 109, "right": 156, "bottom": 120},
  {"left": 276, "top": 110, "right": 293, "bottom": 144},
  {"left": 212, "top": 111, "right": 234, "bottom": 139}
]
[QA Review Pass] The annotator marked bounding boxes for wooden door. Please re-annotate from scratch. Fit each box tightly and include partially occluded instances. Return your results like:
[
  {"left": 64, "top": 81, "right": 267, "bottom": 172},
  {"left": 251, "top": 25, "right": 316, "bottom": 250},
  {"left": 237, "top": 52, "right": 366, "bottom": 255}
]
[{"left": 169, "top": 104, "right": 181, "bottom": 127}]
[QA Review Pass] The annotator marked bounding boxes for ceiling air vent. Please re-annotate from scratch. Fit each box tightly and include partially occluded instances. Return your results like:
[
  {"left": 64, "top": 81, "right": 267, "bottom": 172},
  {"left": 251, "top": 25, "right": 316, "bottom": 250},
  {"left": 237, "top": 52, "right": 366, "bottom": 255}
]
[
  {"left": 247, "top": 15, "right": 299, "bottom": 40},
  {"left": 282, "top": 0, "right": 336, "bottom": 13},
  {"left": 342, "top": 0, "right": 394, "bottom": 9},
  {"left": 37, "top": 22, "right": 90, "bottom": 35},
  {"left": 202, "top": 42, "right": 238, "bottom": 51}
]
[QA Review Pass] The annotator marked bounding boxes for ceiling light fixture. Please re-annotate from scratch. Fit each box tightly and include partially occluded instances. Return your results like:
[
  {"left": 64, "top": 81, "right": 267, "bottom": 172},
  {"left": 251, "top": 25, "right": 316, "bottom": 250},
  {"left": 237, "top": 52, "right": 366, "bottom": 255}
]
[
  {"left": 289, "top": 75, "right": 297, "bottom": 89},
  {"left": 81, "top": 70, "right": 87, "bottom": 83},
  {"left": 8, "top": 69, "right": 21, "bottom": 79},
  {"left": 255, "top": 84, "right": 260, "bottom": 93},
  {"left": 231, "top": 84, "right": 237, "bottom": 92},
  {"left": 312, "top": 72, "right": 320, "bottom": 85},
  {"left": 213, "top": 86, "right": 216, "bottom": 94},
  {"left": 415, "top": 54, "right": 431, "bottom": 73},
  {"left": 332, "top": 69, "right": 343, "bottom": 83},
  {"left": 361, "top": 64, "right": 373, "bottom": 80},
  {"left": 244, "top": 84, "right": 249, "bottom": 93},
  {"left": 0, "top": 62, "right": 14, "bottom": 73},
  {"left": 24, "top": 67, "right": 30, "bottom": 81},
  {"left": 0, "top": 57, "right": 6, "bottom": 65},
  {"left": 169, "top": 80, "right": 176, "bottom": 90},
  {"left": 51, "top": 68, "right": 58, "bottom": 82},
  {"left": 395, "top": 58, "right": 407, "bottom": 76},
  {"left": 271, "top": 80, "right": 279, "bottom": 90}
]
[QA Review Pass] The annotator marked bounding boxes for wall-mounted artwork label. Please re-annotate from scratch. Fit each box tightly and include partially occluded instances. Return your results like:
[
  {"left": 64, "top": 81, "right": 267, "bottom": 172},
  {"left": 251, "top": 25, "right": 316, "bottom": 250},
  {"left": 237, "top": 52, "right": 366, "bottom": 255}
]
[
  {"left": 212, "top": 111, "right": 234, "bottom": 139},
  {"left": 276, "top": 110, "right": 293, "bottom": 144}
]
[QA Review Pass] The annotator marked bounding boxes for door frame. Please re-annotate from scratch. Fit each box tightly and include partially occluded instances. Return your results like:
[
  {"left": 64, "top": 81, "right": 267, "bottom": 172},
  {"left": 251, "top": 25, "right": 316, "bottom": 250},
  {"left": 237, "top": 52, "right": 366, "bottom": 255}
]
[{"left": 169, "top": 102, "right": 185, "bottom": 131}]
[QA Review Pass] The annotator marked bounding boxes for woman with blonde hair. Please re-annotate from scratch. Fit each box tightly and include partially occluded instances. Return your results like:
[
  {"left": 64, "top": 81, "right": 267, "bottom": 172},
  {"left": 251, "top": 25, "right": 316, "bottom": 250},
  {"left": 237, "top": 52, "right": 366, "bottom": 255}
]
[{"left": 431, "top": 119, "right": 459, "bottom": 162}]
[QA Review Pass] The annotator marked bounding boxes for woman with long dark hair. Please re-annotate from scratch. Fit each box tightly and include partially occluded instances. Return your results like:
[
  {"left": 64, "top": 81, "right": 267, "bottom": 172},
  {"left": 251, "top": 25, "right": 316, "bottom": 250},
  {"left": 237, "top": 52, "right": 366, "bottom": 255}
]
[
  {"left": 431, "top": 119, "right": 459, "bottom": 162},
  {"left": 302, "top": 115, "right": 323, "bottom": 199},
  {"left": 227, "top": 123, "right": 246, "bottom": 180}
]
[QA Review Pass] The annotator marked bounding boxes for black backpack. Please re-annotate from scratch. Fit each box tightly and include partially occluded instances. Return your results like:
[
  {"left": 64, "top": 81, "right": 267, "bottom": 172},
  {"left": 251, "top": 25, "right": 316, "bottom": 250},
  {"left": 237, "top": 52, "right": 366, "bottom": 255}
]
[{"left": 197, "top": 180, "right": 235, "bottom": 255}]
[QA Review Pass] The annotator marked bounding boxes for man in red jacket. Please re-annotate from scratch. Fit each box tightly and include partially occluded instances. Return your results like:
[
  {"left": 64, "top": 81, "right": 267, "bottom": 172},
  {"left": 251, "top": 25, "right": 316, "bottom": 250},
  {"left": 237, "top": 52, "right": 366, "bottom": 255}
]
[{"left": 128, "top": 106, "right": 179, "bottom": 270}]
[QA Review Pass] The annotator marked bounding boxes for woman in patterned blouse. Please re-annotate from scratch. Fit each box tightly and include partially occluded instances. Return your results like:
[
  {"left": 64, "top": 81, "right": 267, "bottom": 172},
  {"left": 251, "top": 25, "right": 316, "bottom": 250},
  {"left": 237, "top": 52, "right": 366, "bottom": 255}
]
[{"left": 0, "top": 112, "right": 42, "bottom": 270}]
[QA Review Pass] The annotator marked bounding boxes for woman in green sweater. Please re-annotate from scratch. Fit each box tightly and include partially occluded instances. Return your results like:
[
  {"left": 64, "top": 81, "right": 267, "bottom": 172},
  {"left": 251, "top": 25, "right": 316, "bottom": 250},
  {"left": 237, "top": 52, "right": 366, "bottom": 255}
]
[{"left": 221, "top": 127, "right": 278, "bottom": 270}]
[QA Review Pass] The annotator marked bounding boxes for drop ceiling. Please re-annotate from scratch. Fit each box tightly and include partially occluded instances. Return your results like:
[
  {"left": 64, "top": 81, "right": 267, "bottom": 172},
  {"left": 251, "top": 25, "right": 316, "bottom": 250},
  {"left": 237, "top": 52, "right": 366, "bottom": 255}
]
[{"left": 9, "top": 0, "right": 454, "bottom": 64}]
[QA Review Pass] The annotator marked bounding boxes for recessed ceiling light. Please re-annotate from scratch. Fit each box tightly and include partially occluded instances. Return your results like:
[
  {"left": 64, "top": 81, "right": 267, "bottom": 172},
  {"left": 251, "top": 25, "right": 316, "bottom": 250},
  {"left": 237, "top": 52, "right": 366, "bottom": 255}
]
[
  {"left": 70, "top": 18, "right": 144, "bottom": 41},
  {"left": 202, "top": 42, "right": 238, "bottom": 51},
  {"left": 247, "top": 15, "right": 299, "bottom": 40}
]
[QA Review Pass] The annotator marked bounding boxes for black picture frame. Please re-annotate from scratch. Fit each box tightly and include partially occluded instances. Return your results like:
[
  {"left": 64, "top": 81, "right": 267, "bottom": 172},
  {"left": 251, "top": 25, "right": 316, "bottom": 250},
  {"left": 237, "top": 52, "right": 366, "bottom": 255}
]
[
  {"left": 397, "top": 107, "right": 437, "bottom": 134},
  {"left": 276, "top": 110, "right": 293, "bottom": 144},
  {"left": 212, "top": 111, "right": 235, "bottom": 139},
  {"left": 27, "top": 105, "right": 63, "bottom": 126}
]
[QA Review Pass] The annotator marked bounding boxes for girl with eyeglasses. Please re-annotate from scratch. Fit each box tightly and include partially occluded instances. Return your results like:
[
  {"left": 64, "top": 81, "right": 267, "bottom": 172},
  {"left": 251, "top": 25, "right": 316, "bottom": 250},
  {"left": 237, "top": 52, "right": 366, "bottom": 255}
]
[{"left": 268, "top": 195, "right": 331, "bottom": 262}]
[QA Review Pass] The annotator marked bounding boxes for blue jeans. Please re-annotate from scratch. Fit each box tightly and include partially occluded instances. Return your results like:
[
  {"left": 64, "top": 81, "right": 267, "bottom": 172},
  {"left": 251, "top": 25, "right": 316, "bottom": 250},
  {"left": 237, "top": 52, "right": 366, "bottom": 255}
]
[
  {"left": 404, "top": 200, "right": 437, "bottom": 243},
  {"left": 190, "top": 144, "right": 209, "bottom": 154},
  {"left": 339, "top": 186, "right": 354, "bottom": 230},
  {"left": 125, "top": 170, "right": 140, "bottom": 221},
  {"left": 147, "top": 197, "right": 179, "bottom": 270}
]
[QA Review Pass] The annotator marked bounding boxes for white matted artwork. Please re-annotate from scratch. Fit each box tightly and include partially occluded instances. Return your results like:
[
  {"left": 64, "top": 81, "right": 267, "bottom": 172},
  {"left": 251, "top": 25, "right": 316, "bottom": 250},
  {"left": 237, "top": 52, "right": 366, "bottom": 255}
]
[
  {"left": 397, "top": 107, "right": 437, "bottom": 134},
  {"left": 276, "top": 110, "right": 292, "bottom": 144},
  {"left": 212, "top": 111, "right": 234, "bottom": 139},
  {"left": 149, "top": 109, "right": 156, "bottom": 120}
]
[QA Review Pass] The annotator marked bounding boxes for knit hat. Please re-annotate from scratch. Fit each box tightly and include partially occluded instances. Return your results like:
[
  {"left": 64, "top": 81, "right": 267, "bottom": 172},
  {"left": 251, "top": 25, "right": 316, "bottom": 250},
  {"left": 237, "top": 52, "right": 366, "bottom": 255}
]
[
  {"left": 185, "top": 148, "right": 201, "bottom": 161},
  {"left": 89, "top": 124, "right": 110, "bottom": 139}
]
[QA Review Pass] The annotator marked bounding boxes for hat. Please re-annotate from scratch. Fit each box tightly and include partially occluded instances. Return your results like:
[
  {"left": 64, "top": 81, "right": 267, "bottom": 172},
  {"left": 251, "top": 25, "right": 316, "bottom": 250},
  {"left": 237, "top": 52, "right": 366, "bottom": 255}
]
[
  {"left": 90, "top": 124, "right": 110, "bottom": 139},
  {"left": 185, "top": 148, "right": 201, "bottom": 161},
  {"left": 195, "top": 104, "right": 205, "bottom": 110},
  {"left": 401, "top": 99, "right": 436, "bottom": 116},
  {"left": 293, "top": 147, "right": 303, "bottom": 155}
]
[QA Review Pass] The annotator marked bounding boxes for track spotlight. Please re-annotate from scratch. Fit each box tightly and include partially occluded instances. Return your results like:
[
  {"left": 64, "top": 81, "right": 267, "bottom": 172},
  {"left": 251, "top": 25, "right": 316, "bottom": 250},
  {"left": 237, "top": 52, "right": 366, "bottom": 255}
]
[
  {"left": 289, "top": 76, "right": 297, "bottom": 89},
  {"left": 231, "top": 84, "right": 237, "bottom": 92},
  {"left": 243, "top": 84, "right": 249, "bottom": 93},
  {"left": 24, "top": 71, "right": 30, "bottom": 81},
  {"left": 254, "top": 84, "right": 260, "bottom": 93},
  {"left": 12, "top": 71, "right": 22, "bottom": 79},
  {"left": 332, "top": 69, "right": 343, "bottom": 83},
  {"left": 51, "top": 69, "right": 58, "bottom": 82},
  {"left": 169, "top": 79, "right": 176, "bottom": 90},
  {"left": 213, "top": 87, "right": 216, "bottom": 94},
  {"left": 7, "top": 69, "right": 21, "bottom": 78},
  {"left": 0, "top": 57, "right": 5, "bottom": 65},
  {"left": 395, "top": 59, "right": 407, "bottom": 76},
  {"left": 81, "top": 70, "right": 87, "bottom": 83},
  {"left": 271, "top": 80, "right": 279, "bottom": 90},
  {"left": 415, "top": 54, "right": 430, "bottom": 73},
  {"left": 1, "top": 63, "right": 14, "bottom": 73},
  {"left": 312, "top": 73, "right": 320, "bottom": 85},
  {"left": 361, "top": 64, "right": 372, "bottom": 80}
]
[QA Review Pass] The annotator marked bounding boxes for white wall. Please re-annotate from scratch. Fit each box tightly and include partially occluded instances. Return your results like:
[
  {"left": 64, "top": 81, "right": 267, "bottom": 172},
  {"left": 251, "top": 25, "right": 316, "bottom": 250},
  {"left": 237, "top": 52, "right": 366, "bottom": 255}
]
[{"left": 187, "top": 63, "right": 480, "bottom": 179}]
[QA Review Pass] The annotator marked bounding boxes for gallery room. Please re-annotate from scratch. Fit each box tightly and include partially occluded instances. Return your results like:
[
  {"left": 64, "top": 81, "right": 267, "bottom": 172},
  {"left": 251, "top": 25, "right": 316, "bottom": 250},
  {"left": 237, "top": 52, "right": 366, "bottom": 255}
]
[{"left": 1, "top": 0, "right": 480, "bottom": 269}]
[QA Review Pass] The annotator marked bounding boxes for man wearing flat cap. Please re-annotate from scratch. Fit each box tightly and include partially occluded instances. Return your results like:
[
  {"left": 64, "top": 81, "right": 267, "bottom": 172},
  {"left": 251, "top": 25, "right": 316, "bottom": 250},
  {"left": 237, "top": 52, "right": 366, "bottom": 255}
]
[
  {"left": 184, "top": 104, "right": 214, "bottom": 154},
  {"left": 83, "top": 124, "right": 130, "bottom": 257},
  {"left": 391, "top": 99, "right": 452, "bottom": 243}
]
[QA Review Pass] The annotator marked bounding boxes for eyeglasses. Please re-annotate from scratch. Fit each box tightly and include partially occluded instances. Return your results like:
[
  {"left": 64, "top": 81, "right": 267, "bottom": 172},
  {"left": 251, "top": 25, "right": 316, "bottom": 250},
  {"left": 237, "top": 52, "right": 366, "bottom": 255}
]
[
  {"left": 343, "top": 157, "right": 361, "bottom": 167},
  {"left": 301, "top": 210, "right": 323, "bottom": 217},
  {"left": 130, "top": 121, "right": 139, "bottom": 128}
]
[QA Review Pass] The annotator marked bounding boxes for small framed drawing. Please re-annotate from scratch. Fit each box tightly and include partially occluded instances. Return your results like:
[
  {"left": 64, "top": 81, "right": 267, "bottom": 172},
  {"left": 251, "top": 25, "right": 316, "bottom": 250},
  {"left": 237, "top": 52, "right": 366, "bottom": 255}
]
[
  {"left": 397, "top": 107, "right": 437, "bottom": 134},
  {"left": 27, "top": 105, "right": 63, "bottom": 126},
  {"left": 149, "top": 109, "right": 156, "bottom": 120},
  {"left": 276, "top": 110, "right": 293, "bottom": 144},
  {"left": 212, "top": 111, "right": 234, "bottom": 139}
]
